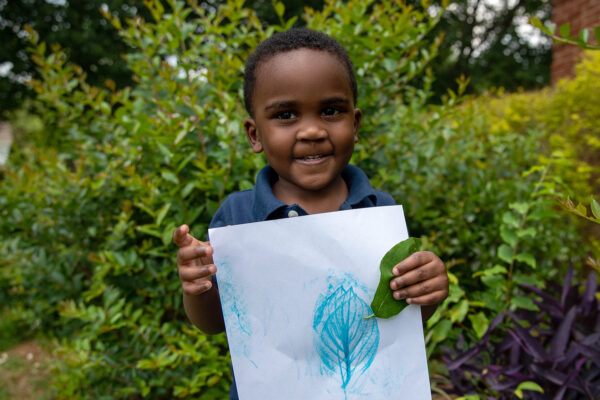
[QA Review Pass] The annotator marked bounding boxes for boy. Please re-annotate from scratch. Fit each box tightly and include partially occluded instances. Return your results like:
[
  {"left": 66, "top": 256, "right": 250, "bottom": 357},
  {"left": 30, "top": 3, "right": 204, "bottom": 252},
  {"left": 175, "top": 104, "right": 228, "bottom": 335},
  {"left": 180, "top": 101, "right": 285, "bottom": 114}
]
[{"left": 173, "top": 28, "right": 449, "bottom": 399}]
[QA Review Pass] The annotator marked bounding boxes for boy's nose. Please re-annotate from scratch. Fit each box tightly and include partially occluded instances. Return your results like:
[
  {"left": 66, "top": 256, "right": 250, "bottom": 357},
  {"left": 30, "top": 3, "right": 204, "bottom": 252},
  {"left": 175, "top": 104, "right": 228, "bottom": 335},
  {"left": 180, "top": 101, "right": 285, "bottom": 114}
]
[{"left": 296, "top": 123, "right": 327, "bottom": 141}]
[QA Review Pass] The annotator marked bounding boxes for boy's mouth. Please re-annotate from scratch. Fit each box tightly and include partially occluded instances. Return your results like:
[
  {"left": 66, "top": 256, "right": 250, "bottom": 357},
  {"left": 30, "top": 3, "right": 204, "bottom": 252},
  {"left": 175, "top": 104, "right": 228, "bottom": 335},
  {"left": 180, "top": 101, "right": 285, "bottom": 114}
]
[{"left": 295, "top": 153, "right": 332, "bottom": 163}]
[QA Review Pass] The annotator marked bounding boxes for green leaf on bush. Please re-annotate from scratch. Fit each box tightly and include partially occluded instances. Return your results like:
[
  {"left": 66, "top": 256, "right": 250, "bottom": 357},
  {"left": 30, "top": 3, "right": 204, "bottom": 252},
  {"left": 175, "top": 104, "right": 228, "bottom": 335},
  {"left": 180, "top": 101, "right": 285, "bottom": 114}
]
[
  {"left": 511, "top": 296, "right": 539, "bottom": 311},
  {"left": 559, "top": 23, "right": 571, "bottom": 38},
  {"left": 580, "top": 29, "right": 589, "bottom": 44},
  {"left": 473, "top": 264, "right": 507, "bottom": 278},
  {"left": 502, "top": 211, "right": 520, "bottom": 228},
  {"left": 515, "top": 381, "right": 544, "bottom": 398},
  {"left": 517, "top": 227, "right": 536, "bottom": 238},
  {"left": 449, "top": 299, "right": 469, "bottom": 323},
  {"left": 515, "top": 252, "right": 536, "bottom": 269},
  {"left": 155, "top": 203, "right": 171, "bottom": 227},
  {"left": 431, "top": 319, "right": 452, "bottom": 343},
  {"left": 468, "top": 312, "right": 489, "bottom": 339},
  {"left": 274, "top": 1, "right": 285, "bottom": 18},
  {"left": 500, "top": 226, "right": 517, "bottom": 247},
  {"left": 591, "top": 197, "right": 600, "bottom": 220},
  {"left": 174, "top": 128, "right": 188, "bottom": 145},
  {"left": 161, "top": 170, "right": 179, "bottom": 184},
  {"left": 509, "top": 202, "right": 529, "bottom": 215},
  {"left": 367, "top": 237, "right": 421, "bottom": 319},
  {"left": 498, "top": 244, "right": 514, "bottom": 263}
]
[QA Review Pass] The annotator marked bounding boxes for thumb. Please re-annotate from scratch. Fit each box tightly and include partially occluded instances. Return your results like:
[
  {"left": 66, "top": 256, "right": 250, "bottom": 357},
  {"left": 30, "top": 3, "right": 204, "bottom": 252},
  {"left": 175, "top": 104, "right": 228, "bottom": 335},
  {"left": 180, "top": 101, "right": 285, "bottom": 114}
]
[{"left": 173, "top": 224, "right": 195, "bottom": 248}]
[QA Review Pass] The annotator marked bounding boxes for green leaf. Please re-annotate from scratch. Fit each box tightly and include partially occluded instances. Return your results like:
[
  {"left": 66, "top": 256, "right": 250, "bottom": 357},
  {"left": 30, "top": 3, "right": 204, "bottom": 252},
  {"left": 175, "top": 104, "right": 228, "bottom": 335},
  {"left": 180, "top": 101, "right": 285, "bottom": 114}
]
[
  {"left": 591, "top": 197, "right": 600, "bottom": 220},
  {"left": 449, "top": 299, "right": 469, "bottom": 323},
  {"left": 515, "top": 381, "right": 544, "bottom": 398},
  {"left": 456, "top": 396, "right": 480, "bottom": 400},
  {"left": 182, "top": 182, "right": 195, "bottom": 198},
  {"left": 274, "top": 1, "right": 285, "bottom": 18},
  {"left": 473, "top": 264, "right": 507, "bottom": 278},
  {"left": 500, "top": 226, "right": 517, "bottom": 247},
  {"left": 174, "top": 128, "right": 188, "bottom": 145},
  {"left": 431, "top": 319, "right": 452, "bottom": 343},
  {"left": 368, "top": 237, "right": 421, "bottom": 318},
  {"left": 468, "top": 312, "right": 489, "bottom": 339},
  {"left": 502, "top": 211, "right": 520, "bottom": 228},
  {"left": 529, "top": 17, "right": 542, "bottom": 30},
  {"left": 517, "top": 227, "right": 536, "bottom": 238},
  {"left": 161, "top": 170, "right": 179, "bottom": 184},
  {"left": 595, "top": 26, "right": 600, "bottom": 43},
  {"left": 580, "top": 28, "right": 589, "bottom": 44},
  {"left": 515, "top": 252, "right": 536, "bottom": 269},
  {"left": 509, "top": 202, "right": 529, "bottom": 215},
  {"left": 155, "top": 203, "right": 171, "bottom": 227},
  {"left": 498, "top": 244, "right": 514, "bottom": 263},
  {"left": 575, "top": 203, "right": 587, "bottom": 217},
  {"left": 511, "top": 296, "right": 539, "bottom": 311},
  {"left": 559, "top": 23, "right": 571, "bottom": 38}
]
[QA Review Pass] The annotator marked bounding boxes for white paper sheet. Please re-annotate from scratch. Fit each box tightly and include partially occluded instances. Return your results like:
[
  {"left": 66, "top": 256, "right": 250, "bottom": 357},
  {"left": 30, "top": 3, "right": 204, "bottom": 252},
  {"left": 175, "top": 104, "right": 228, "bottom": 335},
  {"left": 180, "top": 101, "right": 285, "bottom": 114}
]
[{"left": 209, "top": 205, "right": 431, "bottom": 400}]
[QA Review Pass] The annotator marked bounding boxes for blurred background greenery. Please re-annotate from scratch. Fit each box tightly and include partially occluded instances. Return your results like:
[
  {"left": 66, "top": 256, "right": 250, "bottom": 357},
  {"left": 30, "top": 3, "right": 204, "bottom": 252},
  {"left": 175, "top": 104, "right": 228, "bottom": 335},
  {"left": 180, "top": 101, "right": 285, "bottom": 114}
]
[{"left": 0, "top": 0, "right": 598, "bottom": 398}]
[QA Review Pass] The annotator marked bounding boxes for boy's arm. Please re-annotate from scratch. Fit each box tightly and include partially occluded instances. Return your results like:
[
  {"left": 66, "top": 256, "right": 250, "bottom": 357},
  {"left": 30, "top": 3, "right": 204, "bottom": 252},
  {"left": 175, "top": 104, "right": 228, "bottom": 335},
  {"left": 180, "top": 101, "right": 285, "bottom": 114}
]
[
  {"left": 183, "top": 287, "right": 225, "bottom": 334},
  {"left": 174, "top": 225, "right": 225, "bottom": 335}
]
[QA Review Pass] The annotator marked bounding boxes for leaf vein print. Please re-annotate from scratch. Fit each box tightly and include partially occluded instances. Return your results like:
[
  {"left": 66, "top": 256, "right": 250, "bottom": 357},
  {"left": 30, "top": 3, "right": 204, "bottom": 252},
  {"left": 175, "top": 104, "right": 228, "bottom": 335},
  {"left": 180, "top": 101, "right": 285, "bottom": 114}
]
[{"left": 313, "top": 286, "right": 380, "bottom": 392}]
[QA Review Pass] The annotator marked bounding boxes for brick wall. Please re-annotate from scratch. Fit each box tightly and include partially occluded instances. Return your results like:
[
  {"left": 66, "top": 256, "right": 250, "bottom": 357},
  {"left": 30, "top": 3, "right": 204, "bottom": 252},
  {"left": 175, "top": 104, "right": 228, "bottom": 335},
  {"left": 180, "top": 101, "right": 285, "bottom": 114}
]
[{"left": 551, "top": 0, "right": 600, "bottom": 84}]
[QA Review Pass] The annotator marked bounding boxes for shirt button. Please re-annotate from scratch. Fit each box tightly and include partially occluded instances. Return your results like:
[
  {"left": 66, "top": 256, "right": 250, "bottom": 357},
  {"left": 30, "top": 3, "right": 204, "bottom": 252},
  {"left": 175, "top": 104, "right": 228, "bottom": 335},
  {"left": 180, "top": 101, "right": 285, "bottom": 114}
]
[{"left": 287, "top": 210, "right": 299, "bottom": 218}]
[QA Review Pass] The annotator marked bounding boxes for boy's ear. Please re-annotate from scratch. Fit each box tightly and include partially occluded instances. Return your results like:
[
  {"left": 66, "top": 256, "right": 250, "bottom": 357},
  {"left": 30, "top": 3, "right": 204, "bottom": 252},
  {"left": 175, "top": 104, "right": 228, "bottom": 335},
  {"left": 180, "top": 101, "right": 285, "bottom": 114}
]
[
  {"left": 244, "top": 118, "right": 263, "bottom": 153},
  {"left": 353, "top": 108, "right": 362, "bottom": 143}
]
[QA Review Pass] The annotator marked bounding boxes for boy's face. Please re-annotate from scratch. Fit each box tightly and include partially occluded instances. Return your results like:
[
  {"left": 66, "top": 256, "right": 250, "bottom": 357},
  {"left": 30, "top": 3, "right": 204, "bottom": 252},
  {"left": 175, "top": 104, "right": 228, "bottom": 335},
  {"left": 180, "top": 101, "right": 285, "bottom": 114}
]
[{"left": 244, "top": 48, "right": 361, "bottom": 197}]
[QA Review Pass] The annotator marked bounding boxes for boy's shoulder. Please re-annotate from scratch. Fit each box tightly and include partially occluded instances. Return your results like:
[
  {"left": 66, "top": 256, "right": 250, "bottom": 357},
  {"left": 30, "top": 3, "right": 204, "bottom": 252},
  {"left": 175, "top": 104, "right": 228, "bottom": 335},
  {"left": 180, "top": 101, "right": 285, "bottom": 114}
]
[
  {"left": 209, "top": 189, "right": 256, "bottom": 229},
  {"left": 342, "top": 164, "right": 395, "bottom": 207}
]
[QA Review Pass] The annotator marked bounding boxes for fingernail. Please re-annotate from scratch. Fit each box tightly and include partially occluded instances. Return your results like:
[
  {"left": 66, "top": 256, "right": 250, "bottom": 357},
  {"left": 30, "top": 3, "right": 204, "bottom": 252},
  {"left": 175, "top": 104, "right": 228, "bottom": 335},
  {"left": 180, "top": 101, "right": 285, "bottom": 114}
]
[{"left": 394, "top": 290, "right": 408, "bottom": 300}]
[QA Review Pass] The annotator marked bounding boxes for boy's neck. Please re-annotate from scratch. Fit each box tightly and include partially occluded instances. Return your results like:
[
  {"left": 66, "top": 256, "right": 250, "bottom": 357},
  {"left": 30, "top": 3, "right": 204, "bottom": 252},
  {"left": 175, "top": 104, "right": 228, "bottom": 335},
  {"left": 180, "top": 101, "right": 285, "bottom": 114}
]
[{"left": 272, "top": 175, "right": 349, "bottom": 215}]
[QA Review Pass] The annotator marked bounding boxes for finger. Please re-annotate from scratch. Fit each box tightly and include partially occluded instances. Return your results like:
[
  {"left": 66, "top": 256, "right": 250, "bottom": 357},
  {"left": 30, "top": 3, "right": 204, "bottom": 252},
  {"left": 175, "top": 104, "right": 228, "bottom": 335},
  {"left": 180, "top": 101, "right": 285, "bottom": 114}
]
[
  {"left": 173, "top": 224, "right": 192, "bottom": 248},
  {"left": 392, "top": 251, "right": 436, "bottom": 276},
  {"left": 405, "top": 290, "right": 448, "bottom": 305},
  {"left": 392, "top": 275, "right": 448, "bottom": 300},
  {"left": 178, "top": 264, "right": 216, "bottom": 282},
  {"left": 390, "top": 259, "right": 442, "bottom": 290},
  {"left": 182, "top": 279, "right": 213, "bottom": 296},
  {"left": 177, "top": 244, "right": 213, "bottom": 264}
]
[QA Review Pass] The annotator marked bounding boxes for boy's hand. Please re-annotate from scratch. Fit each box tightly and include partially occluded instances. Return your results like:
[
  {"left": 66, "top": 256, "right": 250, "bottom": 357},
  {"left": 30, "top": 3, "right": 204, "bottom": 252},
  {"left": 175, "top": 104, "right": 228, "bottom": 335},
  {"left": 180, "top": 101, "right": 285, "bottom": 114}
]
[
  {"left": 389, "top": 251, "right": 449, "bottom": 306},
  {"left": 173, "top": 224, "right": 216, "bottom": 296}
]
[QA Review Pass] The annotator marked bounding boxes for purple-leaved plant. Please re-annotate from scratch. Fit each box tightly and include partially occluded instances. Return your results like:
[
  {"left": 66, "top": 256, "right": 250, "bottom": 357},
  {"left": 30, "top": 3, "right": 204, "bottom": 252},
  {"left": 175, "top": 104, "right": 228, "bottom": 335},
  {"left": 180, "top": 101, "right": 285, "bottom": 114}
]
[{"left": 445, "top": 266, "right": 600, "bottom": 399}]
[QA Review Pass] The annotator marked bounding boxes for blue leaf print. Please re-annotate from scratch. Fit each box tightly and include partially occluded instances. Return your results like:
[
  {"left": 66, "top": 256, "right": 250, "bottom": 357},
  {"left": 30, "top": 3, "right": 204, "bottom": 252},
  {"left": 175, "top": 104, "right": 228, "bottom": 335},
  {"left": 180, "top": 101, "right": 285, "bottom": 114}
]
[{"left": 313, "top": 286, "right": 380, "bottom": 390}]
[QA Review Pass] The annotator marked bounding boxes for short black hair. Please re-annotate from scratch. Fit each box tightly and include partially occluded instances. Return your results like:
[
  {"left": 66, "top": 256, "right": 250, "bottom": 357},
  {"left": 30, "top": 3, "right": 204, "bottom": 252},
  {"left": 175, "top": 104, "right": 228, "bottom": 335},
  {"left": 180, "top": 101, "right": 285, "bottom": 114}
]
[{"left": 243, "top": 27, "right": 358, "bottom": 116}]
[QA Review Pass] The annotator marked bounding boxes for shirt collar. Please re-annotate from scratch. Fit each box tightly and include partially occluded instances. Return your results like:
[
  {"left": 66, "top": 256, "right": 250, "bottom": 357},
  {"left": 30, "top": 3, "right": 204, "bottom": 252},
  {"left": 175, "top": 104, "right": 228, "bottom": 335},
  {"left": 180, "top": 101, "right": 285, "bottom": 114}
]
[{"left": 252, "top": 164, "right": 379, "bottom": 221}]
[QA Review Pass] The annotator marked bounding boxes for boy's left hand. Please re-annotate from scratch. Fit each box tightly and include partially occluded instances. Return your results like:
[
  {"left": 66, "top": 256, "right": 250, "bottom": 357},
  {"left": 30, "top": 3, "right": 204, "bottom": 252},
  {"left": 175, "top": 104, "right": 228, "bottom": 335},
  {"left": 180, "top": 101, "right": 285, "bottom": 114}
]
[{"left": 389, "top": 251, "right": 449, "bottom": 306}]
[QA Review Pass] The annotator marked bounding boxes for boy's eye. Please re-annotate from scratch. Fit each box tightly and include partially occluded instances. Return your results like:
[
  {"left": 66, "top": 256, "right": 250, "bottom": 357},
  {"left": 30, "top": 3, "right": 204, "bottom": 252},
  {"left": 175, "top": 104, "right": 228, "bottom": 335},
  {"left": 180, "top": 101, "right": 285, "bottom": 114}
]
[
  {"left": 322, "top": 107, "right": 342, "bottom": 117},
  {"left": 276, "top": 111, "right": 296, "bottom": 120}
]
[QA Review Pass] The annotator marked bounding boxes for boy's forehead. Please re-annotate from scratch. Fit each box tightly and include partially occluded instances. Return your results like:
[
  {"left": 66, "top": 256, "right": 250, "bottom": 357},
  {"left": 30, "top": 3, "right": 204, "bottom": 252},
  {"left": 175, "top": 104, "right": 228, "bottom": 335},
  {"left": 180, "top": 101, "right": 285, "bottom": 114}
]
[{"left": 254, "top": 48, "right": 353, "bottom": 103}]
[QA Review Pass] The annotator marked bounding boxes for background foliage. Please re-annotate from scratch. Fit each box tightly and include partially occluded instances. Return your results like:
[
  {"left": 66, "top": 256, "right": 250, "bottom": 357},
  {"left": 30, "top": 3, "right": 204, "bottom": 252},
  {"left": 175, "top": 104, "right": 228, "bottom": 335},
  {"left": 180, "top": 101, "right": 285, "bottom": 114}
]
[
  {"left": 0, "top": 0, "right": 553, "bottom": 112},
  {"left": 0, "top": 0, "right": 597, "bottom": 398}
]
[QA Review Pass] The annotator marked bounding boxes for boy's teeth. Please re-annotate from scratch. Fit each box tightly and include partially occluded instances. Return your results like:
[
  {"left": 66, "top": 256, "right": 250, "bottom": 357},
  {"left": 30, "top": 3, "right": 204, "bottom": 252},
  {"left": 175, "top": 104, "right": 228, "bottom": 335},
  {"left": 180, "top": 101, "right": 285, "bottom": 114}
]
[{"left": 304, "top": 155, "right": 322, "bottom": 159}]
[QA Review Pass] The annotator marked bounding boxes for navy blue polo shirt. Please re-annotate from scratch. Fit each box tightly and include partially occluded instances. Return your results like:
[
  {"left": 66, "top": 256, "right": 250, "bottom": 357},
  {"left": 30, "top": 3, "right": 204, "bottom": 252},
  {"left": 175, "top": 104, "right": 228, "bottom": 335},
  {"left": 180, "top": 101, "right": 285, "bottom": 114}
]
[
  {"left": 208, "top": 163, "right": 395, "bottom": 400},
  {"left": 209, "top": 164, "right": 395, "bottom": 229}
]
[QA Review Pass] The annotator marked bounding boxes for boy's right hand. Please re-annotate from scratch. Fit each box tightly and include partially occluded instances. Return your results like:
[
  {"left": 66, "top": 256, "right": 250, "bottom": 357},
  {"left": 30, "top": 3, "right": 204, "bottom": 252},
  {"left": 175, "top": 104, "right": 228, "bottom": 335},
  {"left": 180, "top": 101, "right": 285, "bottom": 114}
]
[{"left": 173, "top": 224, "right": 216, "bottom": 296}]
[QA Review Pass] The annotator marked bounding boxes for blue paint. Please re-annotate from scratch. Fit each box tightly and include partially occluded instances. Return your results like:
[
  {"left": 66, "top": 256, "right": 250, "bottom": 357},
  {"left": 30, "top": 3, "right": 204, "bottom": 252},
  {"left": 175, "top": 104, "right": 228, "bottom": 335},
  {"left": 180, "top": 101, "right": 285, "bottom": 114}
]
[
  {"left": 313, "top": 285, "right": 380, "bottom": 394},
  {"left": 217, "top": 261, "right": 254, "bottom": 365}
]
